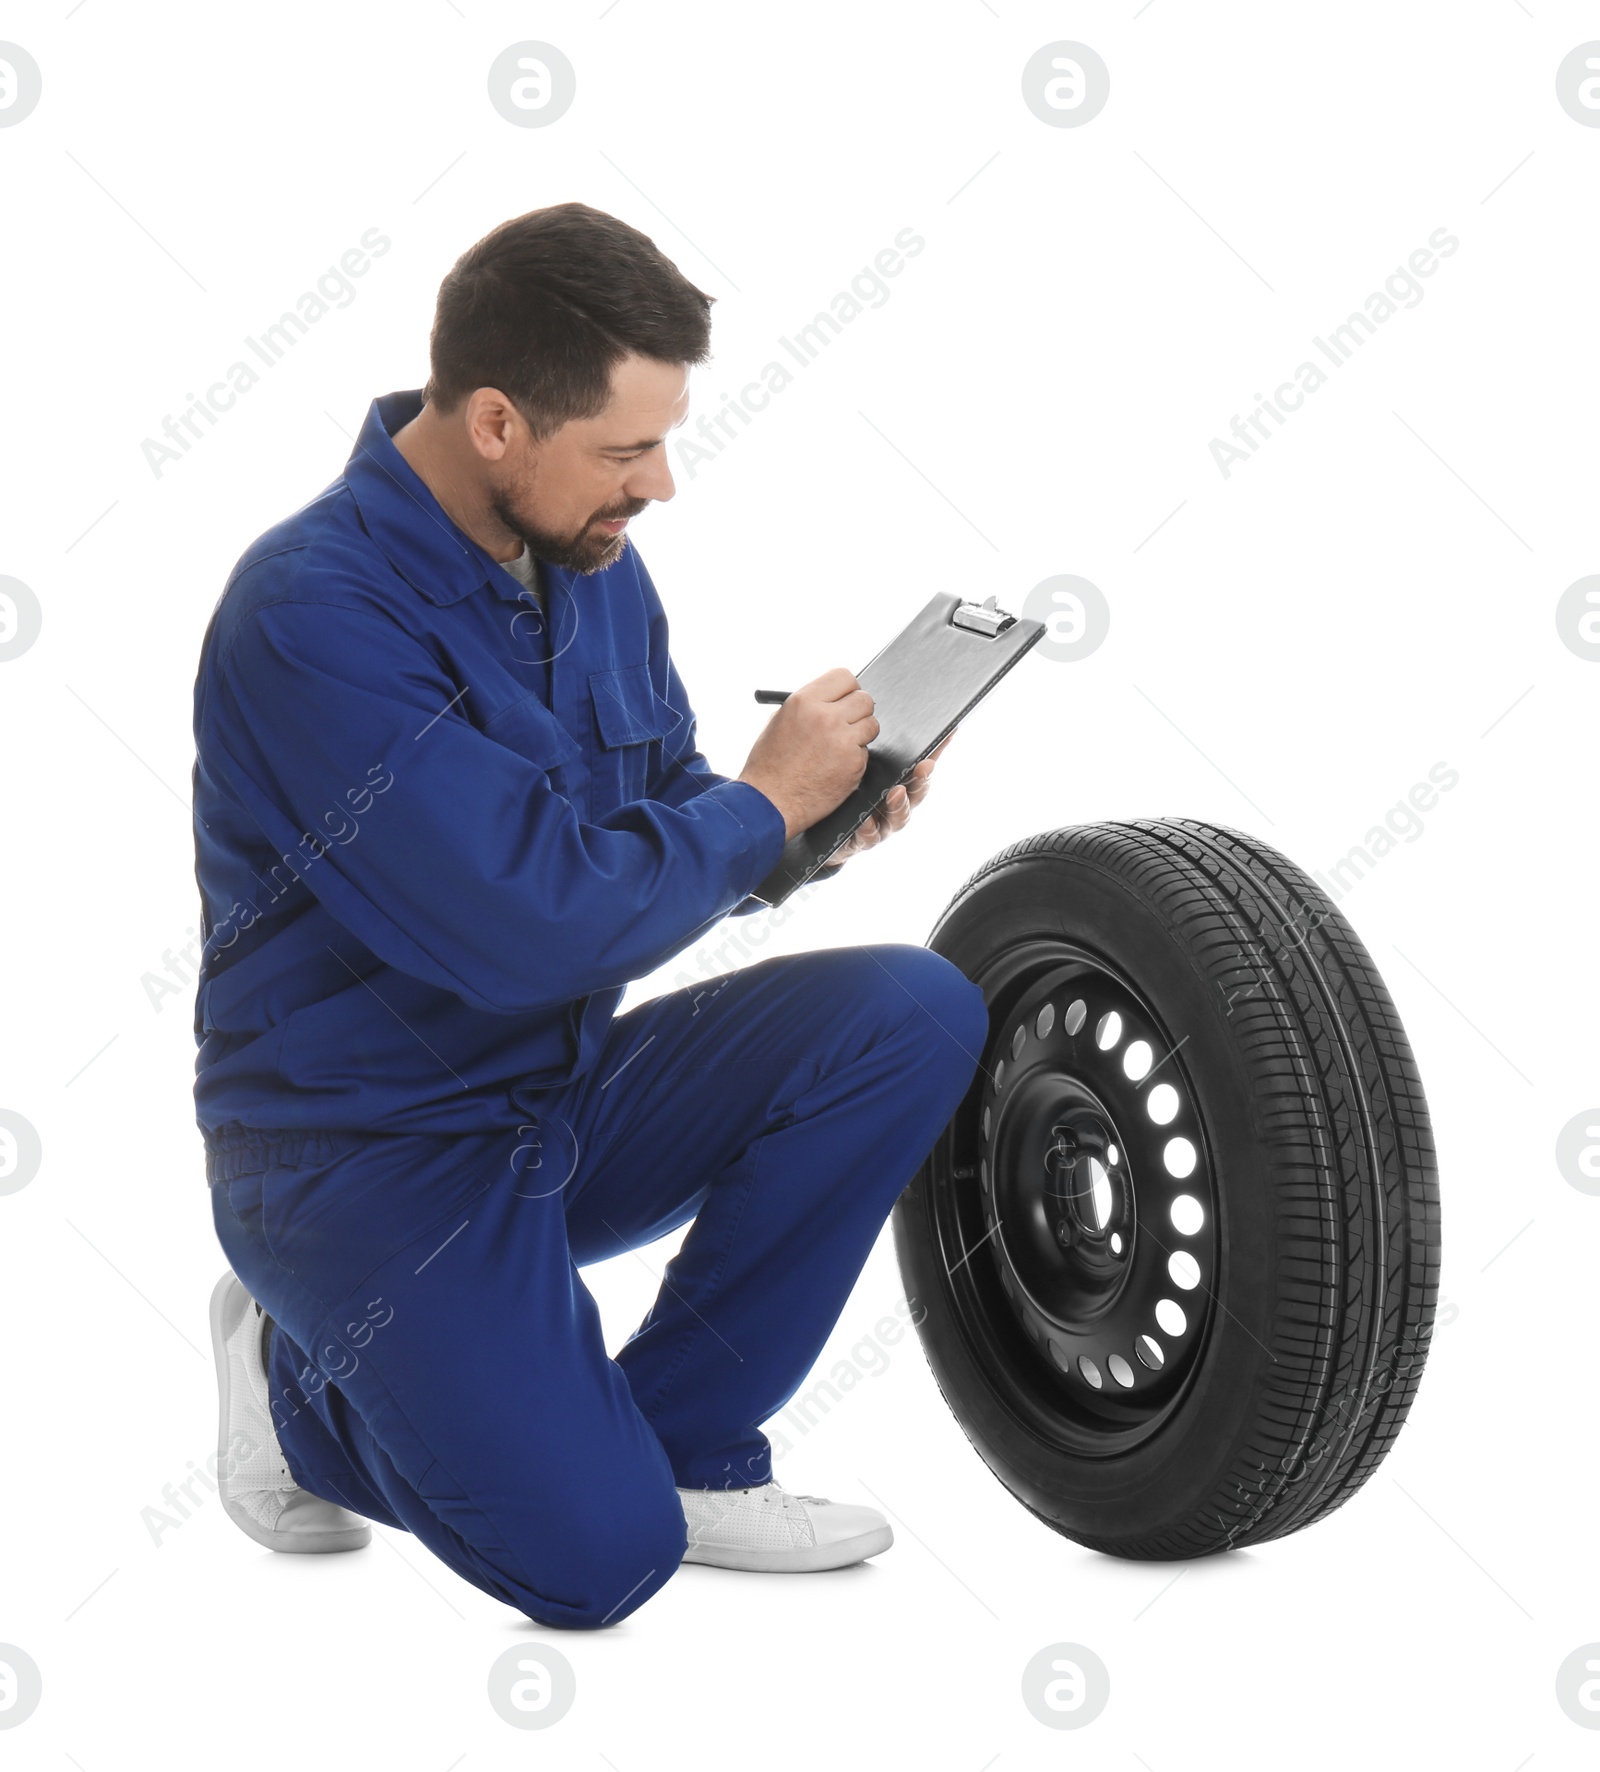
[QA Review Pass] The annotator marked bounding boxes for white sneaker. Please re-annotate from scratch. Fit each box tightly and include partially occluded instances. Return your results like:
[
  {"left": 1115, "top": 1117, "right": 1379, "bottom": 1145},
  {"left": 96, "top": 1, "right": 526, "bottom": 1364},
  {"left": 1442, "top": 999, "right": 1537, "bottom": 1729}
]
[
  {"left": 677, "top": 1481, "right": 892, "bottom": 1572},
  {"left": 208, "top": 1271, "right": 370, "bottom": 1554}
]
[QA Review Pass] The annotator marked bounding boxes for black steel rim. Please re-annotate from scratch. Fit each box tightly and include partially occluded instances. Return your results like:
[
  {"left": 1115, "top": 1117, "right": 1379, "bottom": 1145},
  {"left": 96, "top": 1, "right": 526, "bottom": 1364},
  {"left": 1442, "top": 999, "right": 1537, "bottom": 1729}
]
[{"left": 933, "top": 938, "right": 1221, "bottom": 1457}]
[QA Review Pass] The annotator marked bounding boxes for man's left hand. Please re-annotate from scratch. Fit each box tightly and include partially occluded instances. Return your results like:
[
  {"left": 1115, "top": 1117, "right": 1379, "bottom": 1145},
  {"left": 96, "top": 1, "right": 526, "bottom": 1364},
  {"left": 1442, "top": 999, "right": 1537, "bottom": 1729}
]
[{"left": 817, "top": 727, "right": 956, "bottom": 871}]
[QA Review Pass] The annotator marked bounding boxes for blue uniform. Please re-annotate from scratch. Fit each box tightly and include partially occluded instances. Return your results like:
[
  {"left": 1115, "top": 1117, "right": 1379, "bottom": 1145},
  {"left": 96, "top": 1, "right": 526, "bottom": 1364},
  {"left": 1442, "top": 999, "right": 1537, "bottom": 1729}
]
[{"left": 195, "top": 389, "right": 988, "bottom": 1626}]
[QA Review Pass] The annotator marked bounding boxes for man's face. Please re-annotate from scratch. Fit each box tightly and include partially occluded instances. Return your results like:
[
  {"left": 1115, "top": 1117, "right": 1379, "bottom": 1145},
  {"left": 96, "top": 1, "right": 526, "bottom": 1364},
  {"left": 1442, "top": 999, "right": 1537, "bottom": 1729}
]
[{"left": 482, "top": 353, "right": 689, "bottom": 574}]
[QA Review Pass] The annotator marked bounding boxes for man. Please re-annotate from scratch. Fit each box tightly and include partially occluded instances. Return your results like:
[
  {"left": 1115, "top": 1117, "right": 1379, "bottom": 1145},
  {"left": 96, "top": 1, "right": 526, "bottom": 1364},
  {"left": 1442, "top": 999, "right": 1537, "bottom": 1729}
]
[{"left": 194, "top": 201, "right": 988, "bottom": 1630}]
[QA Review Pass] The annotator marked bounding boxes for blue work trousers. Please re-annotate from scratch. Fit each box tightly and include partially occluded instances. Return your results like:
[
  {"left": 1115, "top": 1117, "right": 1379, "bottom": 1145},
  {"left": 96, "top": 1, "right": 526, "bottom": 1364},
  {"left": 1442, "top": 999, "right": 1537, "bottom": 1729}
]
[{"left": 208, "top": 943, "right": 987, "bottom": 1629}]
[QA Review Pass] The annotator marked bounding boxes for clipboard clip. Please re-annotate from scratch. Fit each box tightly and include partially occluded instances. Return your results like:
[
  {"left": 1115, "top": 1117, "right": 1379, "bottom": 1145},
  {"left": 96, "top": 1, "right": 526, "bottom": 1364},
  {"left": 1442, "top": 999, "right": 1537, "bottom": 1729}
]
[{"left": 950, "top": 593, "right": 1016, "bottom": 638}]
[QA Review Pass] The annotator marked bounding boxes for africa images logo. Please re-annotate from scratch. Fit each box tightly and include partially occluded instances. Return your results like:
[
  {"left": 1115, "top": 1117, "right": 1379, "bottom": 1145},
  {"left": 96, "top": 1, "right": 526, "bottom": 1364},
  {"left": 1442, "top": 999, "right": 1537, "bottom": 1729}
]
[
  {"left": 140, "top": 229, "right": 392, "bottom": 478},
  {"left": 1209, "top": 228, "right": 1459, "bottom": 478}
]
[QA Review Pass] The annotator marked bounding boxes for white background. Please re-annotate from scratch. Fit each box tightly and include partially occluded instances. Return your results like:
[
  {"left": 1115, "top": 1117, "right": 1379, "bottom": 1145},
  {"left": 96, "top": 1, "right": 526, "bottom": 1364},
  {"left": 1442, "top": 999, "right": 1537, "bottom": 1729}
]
[{"left": 1, "top": 2, "right": 1595, "bottom": 1767}]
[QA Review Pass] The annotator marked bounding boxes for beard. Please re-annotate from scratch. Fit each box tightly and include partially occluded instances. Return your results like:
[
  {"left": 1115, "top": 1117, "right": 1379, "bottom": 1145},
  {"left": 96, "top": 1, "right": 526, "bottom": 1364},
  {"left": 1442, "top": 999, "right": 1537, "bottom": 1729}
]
[{"left": 488, "top": 485, "right": 648, "bottom": 576}]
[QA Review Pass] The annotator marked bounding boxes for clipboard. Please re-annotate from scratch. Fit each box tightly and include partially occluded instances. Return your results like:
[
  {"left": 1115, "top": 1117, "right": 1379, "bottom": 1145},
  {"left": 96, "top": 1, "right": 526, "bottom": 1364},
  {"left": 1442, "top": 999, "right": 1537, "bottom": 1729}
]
[{"left": 749, "top": 590, "right": 1046, "bottom": 907}]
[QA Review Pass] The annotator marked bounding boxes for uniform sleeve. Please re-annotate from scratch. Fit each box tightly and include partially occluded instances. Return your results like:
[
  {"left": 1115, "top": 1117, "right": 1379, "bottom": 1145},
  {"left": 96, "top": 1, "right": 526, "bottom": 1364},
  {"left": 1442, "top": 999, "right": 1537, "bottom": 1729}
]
[{"left": 203, "top": 598, "right": 790, "bottom": 1014}]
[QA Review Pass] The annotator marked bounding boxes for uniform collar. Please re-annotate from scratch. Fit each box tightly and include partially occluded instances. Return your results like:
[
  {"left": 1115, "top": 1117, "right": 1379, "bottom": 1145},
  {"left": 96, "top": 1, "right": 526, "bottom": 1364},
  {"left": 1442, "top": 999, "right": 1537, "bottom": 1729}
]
[{"left": 344, "top": 389, "right": 551, "bottom": 608}]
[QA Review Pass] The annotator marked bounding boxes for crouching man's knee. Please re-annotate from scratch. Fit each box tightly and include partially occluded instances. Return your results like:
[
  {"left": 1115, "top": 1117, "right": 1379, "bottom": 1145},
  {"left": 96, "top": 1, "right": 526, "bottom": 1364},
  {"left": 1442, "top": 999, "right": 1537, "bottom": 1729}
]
[
  {"left": 513, "top": 1484, "right": 687, "bottom": 1631},
  {"left": 895, "top": 946, "right": 990, "bottom": 1085}
]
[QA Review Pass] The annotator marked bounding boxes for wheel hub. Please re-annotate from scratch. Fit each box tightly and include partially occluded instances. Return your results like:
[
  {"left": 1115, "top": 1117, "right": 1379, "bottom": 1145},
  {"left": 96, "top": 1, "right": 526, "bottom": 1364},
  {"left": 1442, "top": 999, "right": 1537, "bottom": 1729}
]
[
  {"left": 994, "top": 1080, "right": 1133, "bottom": 1322},
  {"left": 1043, "top": 1113, "right": 1125, "bottom": 1252}
]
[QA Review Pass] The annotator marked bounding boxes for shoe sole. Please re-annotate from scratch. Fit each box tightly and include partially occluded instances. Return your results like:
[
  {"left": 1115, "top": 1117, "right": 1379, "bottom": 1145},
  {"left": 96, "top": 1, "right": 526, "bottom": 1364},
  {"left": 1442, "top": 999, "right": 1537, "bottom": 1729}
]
[
  {"left": 681, "top": 1522, "right": 893, "bottom": 1572},
  {"left": 208, "top": 1271, "right": 370, "bottom": 1554}
]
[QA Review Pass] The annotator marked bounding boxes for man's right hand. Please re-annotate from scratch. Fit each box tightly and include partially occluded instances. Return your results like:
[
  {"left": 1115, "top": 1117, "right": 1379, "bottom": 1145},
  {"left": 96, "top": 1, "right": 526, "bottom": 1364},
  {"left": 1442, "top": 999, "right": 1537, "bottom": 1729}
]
[{"left": 737, "top": 667, "right": 879, "bottom": 841}]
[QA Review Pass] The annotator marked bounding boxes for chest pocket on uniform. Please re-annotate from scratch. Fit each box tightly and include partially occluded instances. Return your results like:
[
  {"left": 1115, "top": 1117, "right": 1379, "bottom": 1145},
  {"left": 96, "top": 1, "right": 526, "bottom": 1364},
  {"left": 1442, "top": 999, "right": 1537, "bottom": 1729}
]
[
  {"left": 481, "top": 692, "right": 583, "bottom": 780},
  {"left": 589, "top": 663, "right": 673, "bottom": 815}
]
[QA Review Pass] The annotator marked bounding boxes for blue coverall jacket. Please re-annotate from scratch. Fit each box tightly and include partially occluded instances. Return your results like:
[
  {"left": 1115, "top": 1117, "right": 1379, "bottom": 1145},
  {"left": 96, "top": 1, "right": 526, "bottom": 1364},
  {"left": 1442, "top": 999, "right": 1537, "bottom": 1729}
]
[{"left": 190, "top": 388, "right": 807, "bottom": 1140}]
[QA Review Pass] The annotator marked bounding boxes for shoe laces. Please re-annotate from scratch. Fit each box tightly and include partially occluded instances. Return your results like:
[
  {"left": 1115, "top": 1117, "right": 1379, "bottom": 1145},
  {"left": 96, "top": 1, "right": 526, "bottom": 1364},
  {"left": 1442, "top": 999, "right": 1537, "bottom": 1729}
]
[{"left": 774, "top": 1482, "right": 831, "bottom": 1508}]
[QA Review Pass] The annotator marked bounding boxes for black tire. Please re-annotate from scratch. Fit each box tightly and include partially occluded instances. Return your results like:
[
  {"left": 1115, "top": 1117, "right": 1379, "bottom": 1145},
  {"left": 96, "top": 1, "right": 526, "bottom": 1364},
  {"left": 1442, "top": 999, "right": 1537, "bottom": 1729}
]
[{"left": 892, "top": 818, "right": 1440, "bottom": 1559}]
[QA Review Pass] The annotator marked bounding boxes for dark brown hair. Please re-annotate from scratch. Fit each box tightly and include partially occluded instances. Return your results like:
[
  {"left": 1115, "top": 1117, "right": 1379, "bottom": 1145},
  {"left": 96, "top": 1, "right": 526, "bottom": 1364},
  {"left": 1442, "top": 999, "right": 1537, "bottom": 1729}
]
[{"left": 423, "top": 201, "right": 715, "bottom": 439}]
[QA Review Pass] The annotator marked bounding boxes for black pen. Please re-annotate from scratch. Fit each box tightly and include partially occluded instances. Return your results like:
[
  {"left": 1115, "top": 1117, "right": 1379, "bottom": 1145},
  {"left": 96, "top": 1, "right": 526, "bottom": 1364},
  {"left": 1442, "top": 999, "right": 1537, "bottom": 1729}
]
[{"left": 753, "top": 689, "right": 791, "bottom": 704}]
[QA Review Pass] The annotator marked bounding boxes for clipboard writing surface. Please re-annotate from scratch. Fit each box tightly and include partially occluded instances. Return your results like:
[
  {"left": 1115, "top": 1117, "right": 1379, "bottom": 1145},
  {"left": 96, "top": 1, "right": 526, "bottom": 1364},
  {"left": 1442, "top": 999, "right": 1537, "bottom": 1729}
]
[{"left": 748, "top": 590, "right": 1045, "bottom": 907}]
